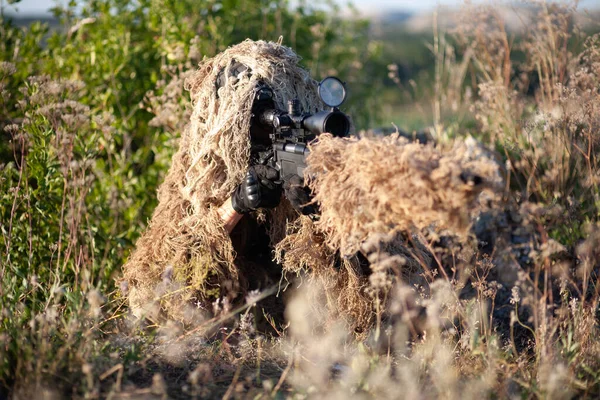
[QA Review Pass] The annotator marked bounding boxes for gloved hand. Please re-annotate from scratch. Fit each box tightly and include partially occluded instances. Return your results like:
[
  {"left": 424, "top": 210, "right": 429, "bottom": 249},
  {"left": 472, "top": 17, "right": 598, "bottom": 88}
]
[
  {"left": 283, "top": 174, "right": 318, "bottom": 216},
  {"left": 231, "top": 165, "right": 282, "bottom": 214}
]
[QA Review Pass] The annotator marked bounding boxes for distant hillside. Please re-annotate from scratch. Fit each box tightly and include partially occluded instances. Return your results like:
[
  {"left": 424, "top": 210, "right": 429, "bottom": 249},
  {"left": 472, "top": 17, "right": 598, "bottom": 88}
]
[
  {"left": 3, "top": 14, "right": 60, "bottom": 30},
  {"left": 378, "top": 11, "right": 413, "bottom": 24},
  {"left": 371, "top": 5, "right": 600, "bottom": 34}
]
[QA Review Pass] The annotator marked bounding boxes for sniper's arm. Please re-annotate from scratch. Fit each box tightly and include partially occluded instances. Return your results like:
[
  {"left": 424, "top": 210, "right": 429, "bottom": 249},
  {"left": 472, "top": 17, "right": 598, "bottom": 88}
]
[{"left": 218, "top": 198, "right": 243, "bottom": 234}]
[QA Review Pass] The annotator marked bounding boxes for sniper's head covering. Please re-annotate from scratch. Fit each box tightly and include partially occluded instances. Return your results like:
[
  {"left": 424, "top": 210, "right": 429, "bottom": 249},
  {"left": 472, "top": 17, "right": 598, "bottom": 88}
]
[{"left": 181, "top": 40, "right": 322, "bottom": 207}]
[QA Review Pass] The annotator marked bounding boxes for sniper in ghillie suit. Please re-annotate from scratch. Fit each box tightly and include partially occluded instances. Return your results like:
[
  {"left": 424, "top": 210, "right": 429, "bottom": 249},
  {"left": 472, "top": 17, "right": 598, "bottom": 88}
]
[{"left": 122, "top": 39, "right": 503, "bottom": 336}]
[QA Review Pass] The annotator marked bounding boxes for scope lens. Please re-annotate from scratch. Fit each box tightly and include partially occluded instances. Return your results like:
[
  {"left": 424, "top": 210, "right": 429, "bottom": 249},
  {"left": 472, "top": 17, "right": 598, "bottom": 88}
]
[
  {"left": 324, "top": 112, "right": 350, "bottom": 137},
  {"left": 319, "top": 77, "right": 346, "bottom": 107}
]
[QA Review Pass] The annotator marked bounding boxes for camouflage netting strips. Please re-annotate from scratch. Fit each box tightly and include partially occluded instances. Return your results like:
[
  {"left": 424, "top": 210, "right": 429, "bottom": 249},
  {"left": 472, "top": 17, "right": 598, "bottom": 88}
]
[
  {"left": 306, "top": 133, "right": 504, "bottom": 256},
  {"left": 123, "top": 39, "right": 504, "bottom": 334}
]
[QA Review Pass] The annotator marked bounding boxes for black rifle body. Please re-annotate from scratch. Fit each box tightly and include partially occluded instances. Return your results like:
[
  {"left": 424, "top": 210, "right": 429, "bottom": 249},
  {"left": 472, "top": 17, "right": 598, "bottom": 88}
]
[
  {"left": 270, "top": 141, "right": 310, "bottom": 181},
  {"left": 252, "top": 85, "right": 350, "bottom": 181}
]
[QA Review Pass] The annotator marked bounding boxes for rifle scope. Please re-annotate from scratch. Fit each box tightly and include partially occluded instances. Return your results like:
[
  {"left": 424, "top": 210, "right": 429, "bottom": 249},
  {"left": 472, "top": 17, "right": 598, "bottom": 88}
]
[
  {"left": 254, "top": 77, "right": 350, "bottom": 138},
  {"left": 303, "top": 110, "right": 350, "bottom": 137},
  {"left": 258, "top": 106, "right": 350, "bottom": 138}
]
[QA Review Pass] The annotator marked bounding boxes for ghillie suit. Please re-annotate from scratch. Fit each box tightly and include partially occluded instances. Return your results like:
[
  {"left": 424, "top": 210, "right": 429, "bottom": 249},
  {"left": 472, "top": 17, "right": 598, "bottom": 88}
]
[
  {"left": 123, "top": 39, "right": 502, "bottom": 334},
  {"left": 306, "top": 134, "right": 504, "bottom": 256},
  {"left": 123, "top": 39, "right": 377, "bottom": 331},
  {"left": 304, "top": 134, "right": 504, "bottom": 323}
]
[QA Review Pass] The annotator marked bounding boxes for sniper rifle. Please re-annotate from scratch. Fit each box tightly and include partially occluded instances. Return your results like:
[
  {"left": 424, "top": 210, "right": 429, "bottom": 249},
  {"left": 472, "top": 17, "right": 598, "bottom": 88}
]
[{"left": 250, "top": 77, "right": 350, "bottom": 181}]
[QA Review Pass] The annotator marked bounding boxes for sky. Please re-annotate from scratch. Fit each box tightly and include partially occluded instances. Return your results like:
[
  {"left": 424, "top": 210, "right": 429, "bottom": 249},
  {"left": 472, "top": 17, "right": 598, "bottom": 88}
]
[{"left": 4, "top": 0, "right": 600, "bottom": 16}]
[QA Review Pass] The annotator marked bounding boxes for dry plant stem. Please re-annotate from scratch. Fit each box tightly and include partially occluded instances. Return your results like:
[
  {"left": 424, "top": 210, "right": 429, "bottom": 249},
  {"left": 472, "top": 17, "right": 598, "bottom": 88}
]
[
  {"left": 222, "top": 364, "right": 242, "bottom": 400},
  {"left": 99, "top": 363, "right": 123, "bottom": 392},
  {"left": 272, "top": 351, "right": 294, "bottom": 396},
  {"left": 256, "top": 336, "right": 262, "bottom": 384}
]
